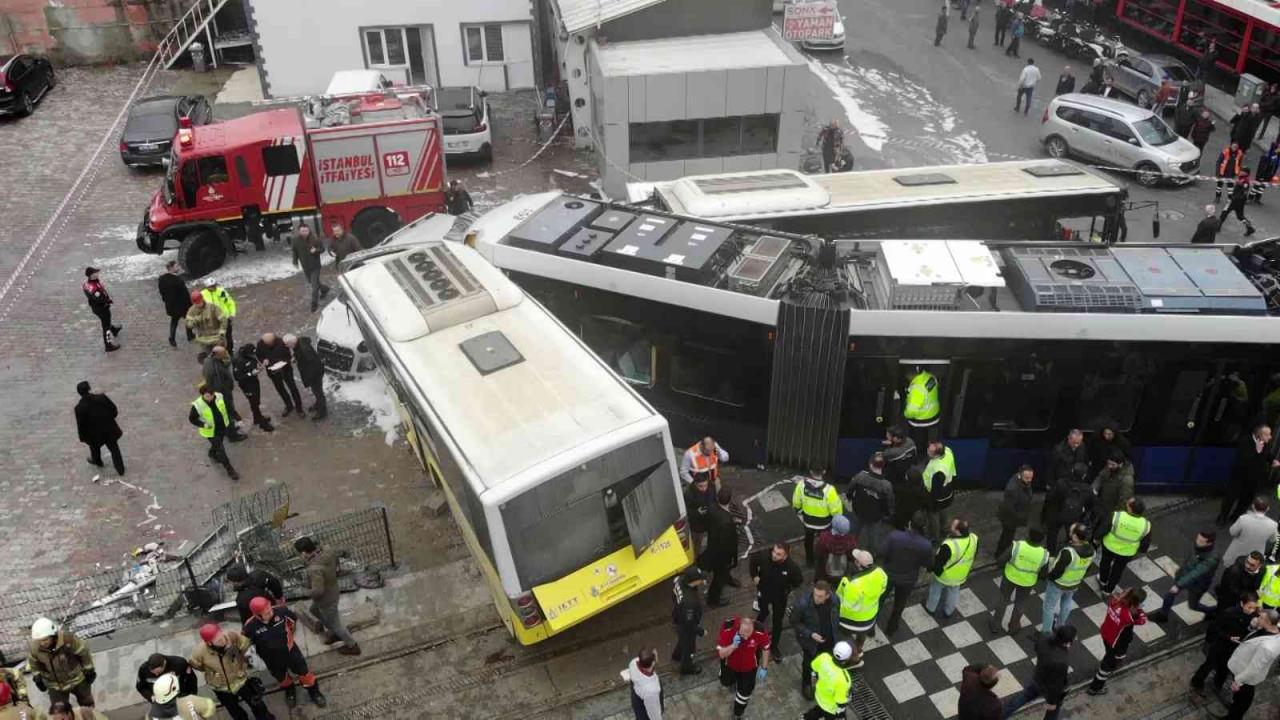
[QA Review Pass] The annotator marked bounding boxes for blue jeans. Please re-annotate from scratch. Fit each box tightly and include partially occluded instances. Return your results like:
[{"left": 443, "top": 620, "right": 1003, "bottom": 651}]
[
  {"left": 1041, "top": 583, "right": 1077, "bottom": 634},
  {"left": 1003, "top": 680, "right": 1062, "bottom": 720},
  {"left": 926, "top": 578, "right": 960, "bottom": 617},
  {"left": 1015, "top": 86, "right": 1034, "bottom": 113}
]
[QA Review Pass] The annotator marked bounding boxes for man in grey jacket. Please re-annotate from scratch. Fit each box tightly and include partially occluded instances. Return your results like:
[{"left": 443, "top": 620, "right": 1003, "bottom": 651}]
[
  {"left": 1221, "top": 609, "right": 1280, "bottom": 719},
  {"left": 1223, "top": 496, "right": 1279, "bottom": 566},
  {"left": 294, "top": 537, "right": 361, "bottom": 655},
  {"left": 201, "top": 346, "right": 246, "bottom": 440}
]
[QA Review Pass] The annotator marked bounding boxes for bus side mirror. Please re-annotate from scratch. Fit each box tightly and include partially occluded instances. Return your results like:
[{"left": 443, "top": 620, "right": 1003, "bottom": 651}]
[{"left": 1152, "top": 218, "right": 1161, "bottom": 238}]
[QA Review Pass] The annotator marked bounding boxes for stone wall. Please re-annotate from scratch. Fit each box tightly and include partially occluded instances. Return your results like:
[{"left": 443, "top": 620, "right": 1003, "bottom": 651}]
[{"left": 0, "top": 0, "right": 183, "bottom": 64}]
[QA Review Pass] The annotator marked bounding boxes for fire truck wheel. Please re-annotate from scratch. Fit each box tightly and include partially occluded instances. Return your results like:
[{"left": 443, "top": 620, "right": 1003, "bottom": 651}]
[
  {"left": 352, "top": 208, "right": 401, "bottom": 249},
  {"left": 178, "top": 230, "right": 228, "bottom": 278}
]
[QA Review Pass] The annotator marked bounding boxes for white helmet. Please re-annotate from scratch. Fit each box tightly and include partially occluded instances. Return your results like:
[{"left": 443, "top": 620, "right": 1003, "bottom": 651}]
[
  {"left": 833, "top": 641, "right": 853, "bottom": 662},
  {"left": 30, "top": 617, "right": 56, "bottom": 641},
  {"left": 152, "top": 672, "right": 180, "bottom": 703}
]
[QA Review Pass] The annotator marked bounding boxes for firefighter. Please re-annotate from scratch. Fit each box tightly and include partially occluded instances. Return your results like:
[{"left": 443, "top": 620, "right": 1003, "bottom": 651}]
[
  {"left": 836, "top": 549, "right": 888, "bottom": 664},
  {"left": 902, "top": 367, "right": 940, "bottom": 428},
  {"left": 189, "top": 623, "right": 272, "bottom": 720},
  {"left": 0, "top": 666, "right": 28, "bottom": 706},
  {"left": 0, "top": 683, "right": 41, "bottom": 720},
  {"left": 200, "top": 278, "right": 238, "bottom": 352},
  {"left": 27, "top": 618, "right": 95, "bottom": 711},
  {"left": 792, "top": 469, "right": 843, "bottom": 568},
  {"left": 81, "top": 267, "right": 121, "bottom": 352},
  {"left": 242, "top": 597, "right": 327, "bottom": 708},
  {"left": 922, "top": 440, "right": 957, "bottom": 539},
  {"left": 149, "top": 672, "right": 217, "bottom": 719},
  {"left": 225, "top": 563, "right": 285, "bottom": 624},
  {"left": 803, "top": 641, "right": 854, "bottom": 720},
  {"left": 680, "top": 436, "right": 728, "bottom": 485},
  {"left": 185, "top": 291, "right": 226, "bottom": 360}
]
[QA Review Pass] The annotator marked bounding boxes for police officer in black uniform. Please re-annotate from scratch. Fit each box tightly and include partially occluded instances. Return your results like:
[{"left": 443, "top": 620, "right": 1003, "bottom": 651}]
[{"left": 671, "top": 567, "right": 707, "bottom": 675}]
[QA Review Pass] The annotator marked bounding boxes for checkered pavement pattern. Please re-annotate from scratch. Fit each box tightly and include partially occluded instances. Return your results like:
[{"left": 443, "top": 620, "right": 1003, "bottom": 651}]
[{"left": 854, "top": 549, "right": 1207, "bottom": 719}]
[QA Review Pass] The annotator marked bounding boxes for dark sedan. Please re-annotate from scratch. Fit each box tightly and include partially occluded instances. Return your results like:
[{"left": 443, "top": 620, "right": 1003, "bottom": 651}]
[
  {"left": 120, "top": 94, "right": 212, "bottom": 167},
  {"left": 0, "top": 53, "right": 56, "bottom": 117}
]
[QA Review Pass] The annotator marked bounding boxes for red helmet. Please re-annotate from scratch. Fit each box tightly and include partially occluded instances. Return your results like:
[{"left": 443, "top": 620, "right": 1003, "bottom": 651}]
[
  {"left": 249, "top": 596, "right": 272, "bottom": 616},
  {"left": 199, "top": 623, "right": 221, "bottom": 644},
  {"left": 191, "top": 290, "right": 204, "bottom": 304}
]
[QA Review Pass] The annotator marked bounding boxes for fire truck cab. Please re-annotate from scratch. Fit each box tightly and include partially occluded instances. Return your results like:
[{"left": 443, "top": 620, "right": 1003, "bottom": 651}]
[{"left": 136, "top": 91, "right": 447, "bottom": 277}]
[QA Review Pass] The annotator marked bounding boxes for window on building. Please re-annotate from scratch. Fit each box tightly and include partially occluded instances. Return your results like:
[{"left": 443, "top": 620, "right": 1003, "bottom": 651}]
[
  {"left": 629, "top": 114, "right": 782, "bottom": 162},
  {"left": 464, "top": 24, "right": 505, "bottom": 63},
  {"left": 262, "top": 144, "right": 300, "bottom": 176},
  {"left": 364, "top": 27, "right": 408, "bottom": 66}
]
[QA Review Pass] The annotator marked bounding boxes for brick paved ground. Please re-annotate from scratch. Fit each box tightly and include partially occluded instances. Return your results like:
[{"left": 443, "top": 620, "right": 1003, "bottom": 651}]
[{"left": 0, "top": 64, "right": 591, "bottom": 597}]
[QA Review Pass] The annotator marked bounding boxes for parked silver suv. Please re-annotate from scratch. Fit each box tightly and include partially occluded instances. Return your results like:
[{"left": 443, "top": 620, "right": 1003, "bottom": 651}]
[
  {"left": 1039, "top": 94, "right": 1201, "bottom": 187},
  {"left": 1107, "top": 53, "right": 1195, "bottom": 108}
]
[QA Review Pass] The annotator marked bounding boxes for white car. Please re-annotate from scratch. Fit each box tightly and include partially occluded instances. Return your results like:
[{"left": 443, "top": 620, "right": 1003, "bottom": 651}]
[
  {"left": 438, "top": 86, "right": 492, "bottom": 161},
  {"left": 801, "top": 15, "right": 846, "bottom": 52}
]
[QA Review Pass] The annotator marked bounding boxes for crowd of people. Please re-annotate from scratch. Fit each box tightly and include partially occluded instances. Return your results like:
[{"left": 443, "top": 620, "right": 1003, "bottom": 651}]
[
  {"left": 615, "top": 422, "right": 1280, "bottom": 720},
  {"left": 3, "top": 537, "right": 359, "bottom": 719}
]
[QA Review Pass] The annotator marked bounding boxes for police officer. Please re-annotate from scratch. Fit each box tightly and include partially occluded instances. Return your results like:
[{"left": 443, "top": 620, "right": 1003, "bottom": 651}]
[
  {"left": 188, "top": 384, "right": 241, "bottom": 480},
  {"left": 1094, "top": 497, "right": 1152, "bottom": 594},
  {"left": 926, "top": 518, "right": 978, "bottom": 621},
  {"left": 1257, "top": 561, "right": 1280, "bottom": 611},
  {"left": 149, "top": 672, "right": 217, "bottom": 719},
  {"left": 749, "top": 542, "right": 802, "bottom": 659},
  {"left": 922, "top": 440, "right": 957, "bottom": 539},
  {"left": 989, "top": 528, "right": 1049, "bottom": 636},
  {"left": 232, "top": 345, "right": 274, "bottom": 433},
  {"left": 836, "top": 549, "right": 888, "bottom": 664},
  {"left": 804, "top": 641, "right": 854, "bottom": 719},
  {"left": 671, "top": 567, "right": 706, "bottom": 675},
  {"left": 1041, "top": 523, "right": 1094, "bottom": 634},
  {"left": 793, "top": 469, "right": 843, "bottom": 568},
  {"left": 902, "top": 367, "right": 940, "bottom": 429},
  {"left": 201, "top": 278, "right": 238, "bottom": 352},
  {"left": 82, "top": 266, "right": 121, "bottom": 352}
]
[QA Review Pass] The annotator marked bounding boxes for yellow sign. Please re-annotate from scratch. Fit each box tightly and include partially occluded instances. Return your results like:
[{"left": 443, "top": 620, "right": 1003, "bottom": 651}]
[{"left": 532, "top": 527, "right": 688, "bottom": 632}]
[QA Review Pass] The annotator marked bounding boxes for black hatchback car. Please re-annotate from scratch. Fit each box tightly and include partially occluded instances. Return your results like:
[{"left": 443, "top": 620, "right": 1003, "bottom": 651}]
[
  {"left": 120, "top": 95, "right": 212, "bottom": 167},
  {"left": 0, "top": 53, "right": 56, "bottom": 117}
]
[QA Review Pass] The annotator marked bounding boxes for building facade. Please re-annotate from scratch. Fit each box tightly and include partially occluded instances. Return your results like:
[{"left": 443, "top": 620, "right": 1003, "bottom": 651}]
[
  {"left": 245, "top": 0, "right": 544, "bottom": 98},
  {"left": 546, "top": 0, "right": 807, "bottom": 196}
]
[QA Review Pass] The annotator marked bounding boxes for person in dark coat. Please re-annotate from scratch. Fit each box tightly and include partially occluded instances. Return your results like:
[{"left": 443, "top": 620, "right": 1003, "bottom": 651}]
[
  {"left": 233, "top": 344, "right": 274, "bottom": 432},
  {"left": 157, "top": 260, "right": 193, "bottom": 347},
  {"left": 791, "top": 581, "right": 841, "bottom": 700},
  {"left": 290, "top": 224, "right": 329, "bottom": 313},
  {"left": 1088, "top": 420, "right": 1132, "bottom": 474},
  {"left": 1259, "top": 83, "right": 1280, "bottom": 140},
  {"left": 1215, "top": 552, "right": 1265, "bottom": 611},
  {"left": 202, "top": 346, "right": 244, "bottom": 434},
  {"left": 1199, "top": 40, "right": 1219, "bottom": 79},
  {"left": 996, "top": 465, "right": 1035, "bottom": 557},
  {"left": 959, "top": 664, "right": 1002, "bottom": 720},
  {"left": 883, "top": 512, "right": 934, "bottom": 635},
  {"left": 287, "top": 334, "right": 326, "bottom": 421},
  {"left": 994, "top": 2, "right": 1010, "bottom": 46},
  {"left": 226, "top": 563, "right": 285, "bottom": 624},
  {"left": 1218, "top": 424, "right": 1277, "bottom": 524},
  {"left": 257, "top": 332, "right": 304, "bottom": 418},
  {"left": 748, "top": 543, "right": 802, "bottom": 659},
  {"left": 1048, "top": 428, "right": 1088, "bottom": 486},
  {"left": 1231, "top": 104, "right": 1264, "bottom": 152},
  {"left": 1191, "top": 203, "right": 1222, "bottom": 244},
  {"left": 445, "top": 180, "right": 474, "bottom": 216},
  {"left": 1189, "top": 110, "right": 1216, "bottom": 166},
  {"left": 935, "top": 4, "right": 949, "bottom": 46},
  {"left": 684, "top": 471, "right": 717, "bottom": 556},
  {"left": 700, "top": 488, "right": 740, "bottom": 607},
  {"left": 75, "top": 381, "right": 124, "bottom": 475},
  {"left": 1055, "top": 66, "right": 1076, "bottom": 95},
  {"left": 671, "top": 567, "right": 706, "bottom": 675},
  {"left": 1191, "top": 591, "right": 1259, "bottom": 696},
  {"left": 967, "top": 7, "right": 981, "bottom": 49},
  {"left": 135, "top": 653, "right": 197, "bottom": 703},
  {"left": 1003, "top": 625, "right": 1076, "bottom": 719},
  {"left": 1043, "top": 463, "right": 1094, "bottom": 553}
]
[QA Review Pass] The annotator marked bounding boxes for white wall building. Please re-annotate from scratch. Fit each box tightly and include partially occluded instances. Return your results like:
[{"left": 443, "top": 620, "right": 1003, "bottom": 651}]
[{"left": 245, "top": 0, "right": 542, "bottom": 97}]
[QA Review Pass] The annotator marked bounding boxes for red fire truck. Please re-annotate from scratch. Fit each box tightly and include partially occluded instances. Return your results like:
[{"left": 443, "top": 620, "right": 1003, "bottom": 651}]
[{"left": 135, "top": 91, "right": 448, "bottom": 276}]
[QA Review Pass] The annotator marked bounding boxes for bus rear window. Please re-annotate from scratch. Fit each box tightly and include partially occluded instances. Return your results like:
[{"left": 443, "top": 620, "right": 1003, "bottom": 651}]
[{"left": 501, "top": 434, "right": 677, "bottom": 588}]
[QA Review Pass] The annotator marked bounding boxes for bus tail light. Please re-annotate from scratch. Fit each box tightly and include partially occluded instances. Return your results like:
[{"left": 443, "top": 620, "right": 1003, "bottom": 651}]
[
  {"left": 674, "top": 515, "right": 690, "bottom": 549},
  {"left": 1042, "top": 107, "right": 1049, "bottom": 123},
  {"left": 511, "top": 592, "right": 544, "bottom": 628}
]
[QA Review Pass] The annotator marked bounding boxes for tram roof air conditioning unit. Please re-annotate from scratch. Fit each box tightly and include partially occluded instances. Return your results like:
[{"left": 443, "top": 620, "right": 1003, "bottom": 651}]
[
  {"left": 1002, "top": 246, "right": 1142, "bottom": 313},
  {"left": 874, "top": 240, "right": 1005, "bottom": 310},
  {"left": 727, "top": 234, "right": 793, "bottom": 295}
]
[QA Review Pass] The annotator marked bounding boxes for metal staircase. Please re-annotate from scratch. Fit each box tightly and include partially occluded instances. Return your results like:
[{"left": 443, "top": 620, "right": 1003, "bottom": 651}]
[{"left": 155, "top": 0, "right": 234, "bottom": 69}]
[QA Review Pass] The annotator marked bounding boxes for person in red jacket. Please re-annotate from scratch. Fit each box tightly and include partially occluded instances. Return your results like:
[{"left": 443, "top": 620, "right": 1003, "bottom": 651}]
[
  {"left": 82, "top": 266, "right": 122, "bottom": 352},
  {"left": 717, "top": 616, "right": 771, "bottom": 718},
  {"left": 1087, "top": 587, "right": 1147, "bottom": 695}
]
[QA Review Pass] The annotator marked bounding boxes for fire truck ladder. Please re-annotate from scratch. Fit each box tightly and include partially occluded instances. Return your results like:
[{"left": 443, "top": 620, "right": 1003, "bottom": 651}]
[{"left": 155, "top": 0, "right": 233, "bottom": 70}]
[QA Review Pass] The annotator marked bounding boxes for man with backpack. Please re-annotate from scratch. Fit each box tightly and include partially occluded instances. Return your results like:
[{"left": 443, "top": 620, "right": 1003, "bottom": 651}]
[
  {"left": 1043, "top": 462, "right": 1093, "bottom": 553},
  {"left": 847, "top": 453, "right": 894, "bottom": 556}
]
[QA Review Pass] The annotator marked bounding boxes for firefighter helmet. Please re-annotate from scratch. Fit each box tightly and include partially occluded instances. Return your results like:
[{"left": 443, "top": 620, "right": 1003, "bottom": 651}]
[
  {"left": 153, "top": 672, "right": 180, "bottom": 704},
  {"left": 31, "top": 617, "right": 56, "bottom": 640}
]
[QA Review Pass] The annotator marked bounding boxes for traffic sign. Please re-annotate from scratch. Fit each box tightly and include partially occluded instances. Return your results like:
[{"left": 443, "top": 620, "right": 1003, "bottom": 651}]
[{"left": 783, "top": 0, "right": 838, "bottom": 41}]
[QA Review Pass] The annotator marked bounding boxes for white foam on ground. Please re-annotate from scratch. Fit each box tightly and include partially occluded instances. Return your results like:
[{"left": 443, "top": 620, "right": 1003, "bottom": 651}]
[
  {"left": 806, "top": 57, "right": 889, "bottom": 151},
  {"left": 87, "top": 244, "right": 324, "bottom": 289},
  {"left": 326, "top": 373, "right": 401, "bottom": 445}
]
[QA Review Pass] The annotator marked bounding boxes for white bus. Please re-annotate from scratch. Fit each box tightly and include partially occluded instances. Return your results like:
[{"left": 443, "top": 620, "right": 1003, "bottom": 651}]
[
  {"left": 628, "top": 161, "right": 1132, "bottom": 243},
  {"left": 338, "top": 228, "right": 692, "bottom": 644}
]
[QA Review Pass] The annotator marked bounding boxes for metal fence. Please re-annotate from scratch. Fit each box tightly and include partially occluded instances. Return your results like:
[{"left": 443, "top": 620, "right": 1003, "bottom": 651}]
[{"left": 0, "top": 488, "right": 395, "bottom": 663}]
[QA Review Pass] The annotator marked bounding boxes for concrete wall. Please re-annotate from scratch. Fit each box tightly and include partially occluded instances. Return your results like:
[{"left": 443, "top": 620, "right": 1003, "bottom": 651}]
[
  {"left": 601, "top": 0, "right": 773, "bottom": 43},
  {"left": 0, "top": 0, "right": 184, "bottom": 63},
  {"left": 247, "top": 0, "right": 539, "bottom": 97},
  {"left": 593, "top": 52, "right": 809, "bottom": 197}
]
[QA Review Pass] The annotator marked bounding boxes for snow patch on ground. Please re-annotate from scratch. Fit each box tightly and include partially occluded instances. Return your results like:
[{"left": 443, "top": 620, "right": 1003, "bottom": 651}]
[
  {"left": 806, "top": 57, "right": 889, "bottom": 152},
  {"left": 327, "top": 373, "right": 401, "bottom": 446},
  {"left": 87, "top": 243, "right": 323, "bottom": 289}
]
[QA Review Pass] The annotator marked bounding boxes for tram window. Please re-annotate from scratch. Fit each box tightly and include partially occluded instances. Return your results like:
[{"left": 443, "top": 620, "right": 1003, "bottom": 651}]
[
  {"left": 986, "top": 356, "right": 1058, "bottom": 431},
  {"left": 672, "top": 344, "right": 746, "bottom": 407},
  {"left": 1078, "top": 370, "right": 1143, "bottom": 433},
  {"left": 1203, "top": 369, "right": 1254, "bottom": 445},
  {"left": 581, "top": 316, "right": 654, "bottom": 387},
  {"left": 839, "top": 358, "right": 898, "bottom": 437},
  {"left": 1145, "top": 369, "right": 1208, "bottom": 443}
]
